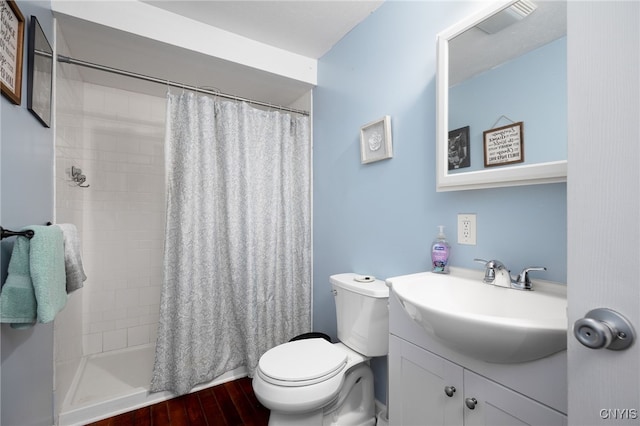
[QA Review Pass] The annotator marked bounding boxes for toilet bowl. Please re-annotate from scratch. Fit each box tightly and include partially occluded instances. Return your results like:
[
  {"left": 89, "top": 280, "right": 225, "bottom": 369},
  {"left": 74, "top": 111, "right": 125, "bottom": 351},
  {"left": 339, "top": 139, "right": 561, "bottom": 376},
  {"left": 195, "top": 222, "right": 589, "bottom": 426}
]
[{"left": 252, "top": 273, "right": 389, "bottom": 426}]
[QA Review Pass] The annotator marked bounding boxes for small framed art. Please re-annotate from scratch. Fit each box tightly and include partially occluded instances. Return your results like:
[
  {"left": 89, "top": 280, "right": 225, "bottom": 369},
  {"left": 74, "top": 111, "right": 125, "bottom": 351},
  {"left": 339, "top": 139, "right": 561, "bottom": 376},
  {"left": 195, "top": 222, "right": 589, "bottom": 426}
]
[
  {"left": 360, "top": 115, "right": 393, "bottom": 164},
  {"left": 448, "top": 126, "right": 470, "bottom": 170},
  {"left": 1, "top": 0, "right": 25, "bottom": 105}
]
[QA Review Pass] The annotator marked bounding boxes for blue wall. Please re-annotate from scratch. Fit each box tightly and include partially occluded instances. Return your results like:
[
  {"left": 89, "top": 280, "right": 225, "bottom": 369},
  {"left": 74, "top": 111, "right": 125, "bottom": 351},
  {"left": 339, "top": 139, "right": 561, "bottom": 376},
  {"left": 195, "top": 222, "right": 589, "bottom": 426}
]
[
  {"left": 313, "top": 1, "right": 567, "bottom": 403},
  {"left": 1, "top": 1, "right": 55, "bottom": 425}
]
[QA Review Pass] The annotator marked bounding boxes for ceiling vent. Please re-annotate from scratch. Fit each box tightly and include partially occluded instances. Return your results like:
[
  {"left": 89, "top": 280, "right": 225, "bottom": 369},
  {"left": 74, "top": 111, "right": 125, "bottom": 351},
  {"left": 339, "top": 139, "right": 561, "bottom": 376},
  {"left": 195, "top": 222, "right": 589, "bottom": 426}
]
[{"left": 476, "top": 0, "right": 538, "bottom": 34}]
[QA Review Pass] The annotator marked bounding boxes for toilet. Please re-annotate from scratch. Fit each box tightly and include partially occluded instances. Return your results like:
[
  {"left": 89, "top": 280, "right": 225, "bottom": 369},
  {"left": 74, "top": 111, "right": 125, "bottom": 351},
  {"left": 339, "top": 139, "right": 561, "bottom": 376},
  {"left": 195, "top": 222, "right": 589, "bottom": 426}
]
[{"left": 252, "top": 273, "right": 389, "bottom": 426}]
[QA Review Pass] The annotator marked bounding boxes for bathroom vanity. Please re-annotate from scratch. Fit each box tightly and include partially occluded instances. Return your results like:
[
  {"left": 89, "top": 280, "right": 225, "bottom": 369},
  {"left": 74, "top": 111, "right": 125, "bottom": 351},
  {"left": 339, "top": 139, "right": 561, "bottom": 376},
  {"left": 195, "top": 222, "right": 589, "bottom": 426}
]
[{"left": 387, "top": 276, "right": 567, "bottom": 425}]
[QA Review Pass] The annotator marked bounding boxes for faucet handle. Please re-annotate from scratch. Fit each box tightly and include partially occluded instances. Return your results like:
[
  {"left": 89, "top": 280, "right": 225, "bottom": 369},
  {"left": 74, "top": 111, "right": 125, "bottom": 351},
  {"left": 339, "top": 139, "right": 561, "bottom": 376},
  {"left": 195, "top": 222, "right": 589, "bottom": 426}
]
[
  {"left": 474, "top": 258, "right": 506, "bottom": 269},
  {"left": 514, "top": 267, "right": 547, "bottom": 290},
  {"left": 474, "top": 258, "right": 506, "bottom": 283},
  {"left": 474, "top": 259, "right": 493, "bottom": 282}
]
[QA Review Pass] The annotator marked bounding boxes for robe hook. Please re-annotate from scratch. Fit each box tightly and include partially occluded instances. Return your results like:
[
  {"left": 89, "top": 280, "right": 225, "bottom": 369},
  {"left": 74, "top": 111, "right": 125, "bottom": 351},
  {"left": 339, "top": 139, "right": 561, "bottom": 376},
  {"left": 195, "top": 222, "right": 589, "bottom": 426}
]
[{"left": 71, "top": 166, "right": 90, "bottom": 188}]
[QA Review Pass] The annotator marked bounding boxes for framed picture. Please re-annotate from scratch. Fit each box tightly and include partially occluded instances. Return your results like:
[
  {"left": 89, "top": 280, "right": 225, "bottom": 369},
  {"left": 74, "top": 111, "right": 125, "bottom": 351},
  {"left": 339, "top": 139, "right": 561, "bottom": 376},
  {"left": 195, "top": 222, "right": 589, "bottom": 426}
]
[
  {"left": 360, "top": 115, "right": 393, "bottom": 164},
  {"left": 27, "top": 16, "right": 53, "bottom": 127},
  {"left": 483, "top": 121, "right": 524, "bottom": 167},
  {"left": 1, "top": 0, "right": 25, "bottom": 105},
  {"left": 448, "top": 126, "right": 470, "bottom": 170}
]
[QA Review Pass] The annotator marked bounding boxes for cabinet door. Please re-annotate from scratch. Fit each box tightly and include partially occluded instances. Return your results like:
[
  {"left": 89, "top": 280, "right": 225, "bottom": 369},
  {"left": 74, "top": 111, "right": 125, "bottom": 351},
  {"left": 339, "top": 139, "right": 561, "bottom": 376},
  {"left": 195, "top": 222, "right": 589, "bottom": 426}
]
[
  {"left": 389, "top": 335, "right": 464, "bottom": 426},
  {"left": 463, "top": 370, "right": 567, "bottom": 426}
]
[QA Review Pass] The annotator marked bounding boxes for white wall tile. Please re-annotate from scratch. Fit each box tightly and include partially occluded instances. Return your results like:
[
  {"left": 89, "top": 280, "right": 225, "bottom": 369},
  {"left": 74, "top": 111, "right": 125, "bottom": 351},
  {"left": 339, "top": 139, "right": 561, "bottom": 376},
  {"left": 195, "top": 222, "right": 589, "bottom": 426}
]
[
  {"left": 139, "top": 313, "right": 160, "bottom": 326},
  {"left": 58, "top": 82, "right": 166, "bottom": 356},
  {"left": 101, "top": 308, "right": 127, "bottom": 322},
  {"left": 139, "top": 286, "right": 161, "bottom": 303},
  {"left": 89, "top": 320, "right": 116, "bottom": 334},
  {"left": 83, "top": 333, "right": 103, "bottom": 355},
  {"left": 148, "top": 324, "right": 159, "bottom": 346},
  {"left": 88, "top": 290, "right": 115, "bottom": 313},
  {"left": 103, "top": 329, "right": 127, "bottom": 351},
  {"left": 115, "top": 288, "right": 140, "bottom": 308},
  {"left": 127, "top": 325, "right": 150, "bottom": 347},
  {"left": 104, "top": 90, "right": 129, "bottom": 118},
  {"left": 83, "top": 85, "right": 104, "bottom": 113},
  {"left": 116, "top": 317, "right": 139, "bottom": 330}
]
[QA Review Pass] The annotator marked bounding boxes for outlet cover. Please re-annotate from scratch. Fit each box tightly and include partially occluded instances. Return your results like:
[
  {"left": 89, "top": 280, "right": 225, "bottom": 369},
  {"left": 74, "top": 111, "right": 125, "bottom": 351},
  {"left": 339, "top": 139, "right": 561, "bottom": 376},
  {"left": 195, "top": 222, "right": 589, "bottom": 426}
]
[{"left": 458, "top": 213, "right": 477, "bottom": 245}]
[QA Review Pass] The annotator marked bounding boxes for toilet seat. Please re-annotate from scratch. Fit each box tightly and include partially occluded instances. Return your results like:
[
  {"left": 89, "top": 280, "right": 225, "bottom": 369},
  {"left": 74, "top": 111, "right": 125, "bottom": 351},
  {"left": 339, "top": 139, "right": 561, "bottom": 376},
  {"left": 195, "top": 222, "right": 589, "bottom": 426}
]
[
  {"left": 253, "top": 342, "right": 370, "bottom": 414},
  {"left": 258, "top": 339, "right": 348, "bottom": 387}
]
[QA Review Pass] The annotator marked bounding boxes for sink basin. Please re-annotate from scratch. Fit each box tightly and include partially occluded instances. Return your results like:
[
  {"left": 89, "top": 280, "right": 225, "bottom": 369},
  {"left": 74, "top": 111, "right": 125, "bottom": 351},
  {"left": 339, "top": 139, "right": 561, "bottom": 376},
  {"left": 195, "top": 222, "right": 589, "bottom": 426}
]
[{"left": 387, "top": 268, "right": 567, "bottom": 363}]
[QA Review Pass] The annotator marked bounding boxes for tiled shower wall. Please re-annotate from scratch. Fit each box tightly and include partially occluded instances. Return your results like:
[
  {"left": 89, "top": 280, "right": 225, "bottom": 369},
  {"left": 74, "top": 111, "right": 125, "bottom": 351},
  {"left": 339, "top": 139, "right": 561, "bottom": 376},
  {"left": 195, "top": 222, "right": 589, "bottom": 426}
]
[
  {"left": 56, "top": 78, "right": 167, "bottom": 358},
  {"left": 80, "top": 83, "right": 166, "bottom": 355},
  {"left": 54, "top": 37, "right": 86, "bottom": 409}
]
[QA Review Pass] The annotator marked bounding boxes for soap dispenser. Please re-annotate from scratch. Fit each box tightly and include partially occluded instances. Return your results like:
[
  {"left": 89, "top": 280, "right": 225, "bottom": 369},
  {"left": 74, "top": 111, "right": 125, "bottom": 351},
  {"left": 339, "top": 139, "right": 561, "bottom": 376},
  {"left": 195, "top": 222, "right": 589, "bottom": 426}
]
[{"left": 431, "top": 225, "right": 450, "bottom": 274}]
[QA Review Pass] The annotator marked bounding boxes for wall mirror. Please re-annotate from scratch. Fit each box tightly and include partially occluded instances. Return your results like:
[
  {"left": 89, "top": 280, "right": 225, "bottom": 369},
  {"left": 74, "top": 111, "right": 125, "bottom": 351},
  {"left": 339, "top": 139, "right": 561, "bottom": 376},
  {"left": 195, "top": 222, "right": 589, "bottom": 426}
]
[{"left": 436, "top": 0, "right": 567, "bottom": 191}]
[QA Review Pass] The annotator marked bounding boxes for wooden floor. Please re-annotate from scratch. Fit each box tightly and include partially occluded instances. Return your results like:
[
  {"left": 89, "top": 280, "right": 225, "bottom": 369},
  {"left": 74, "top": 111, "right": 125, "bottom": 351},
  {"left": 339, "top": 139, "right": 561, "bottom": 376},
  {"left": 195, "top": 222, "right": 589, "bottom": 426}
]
[{"left": 87, "top": 377, "right": 270, "bottom": 426}]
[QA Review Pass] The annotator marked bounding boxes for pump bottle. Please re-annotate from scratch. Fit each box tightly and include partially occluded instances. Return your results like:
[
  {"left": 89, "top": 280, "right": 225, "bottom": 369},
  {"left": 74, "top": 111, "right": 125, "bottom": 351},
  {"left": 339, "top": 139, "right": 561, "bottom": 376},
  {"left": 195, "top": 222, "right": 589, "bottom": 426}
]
[{"left": 431, "top": 225, "right": 450, "bottom": 274}]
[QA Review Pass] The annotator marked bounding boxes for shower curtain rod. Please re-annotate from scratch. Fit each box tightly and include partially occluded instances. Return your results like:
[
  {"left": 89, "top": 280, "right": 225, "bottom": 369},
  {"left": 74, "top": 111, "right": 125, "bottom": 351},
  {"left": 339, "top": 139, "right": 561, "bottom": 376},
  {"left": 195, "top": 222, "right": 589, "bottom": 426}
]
[{"left": 57, "top": 55, "right": 310, "bottom": 116}]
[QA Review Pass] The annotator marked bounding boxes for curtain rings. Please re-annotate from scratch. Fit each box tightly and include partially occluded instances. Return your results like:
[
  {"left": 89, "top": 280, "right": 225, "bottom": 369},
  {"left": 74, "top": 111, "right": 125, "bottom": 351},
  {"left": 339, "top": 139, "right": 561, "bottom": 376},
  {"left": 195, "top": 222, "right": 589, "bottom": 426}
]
[{"left": 198, "top": 86, "right": 222, "bottom": 99}]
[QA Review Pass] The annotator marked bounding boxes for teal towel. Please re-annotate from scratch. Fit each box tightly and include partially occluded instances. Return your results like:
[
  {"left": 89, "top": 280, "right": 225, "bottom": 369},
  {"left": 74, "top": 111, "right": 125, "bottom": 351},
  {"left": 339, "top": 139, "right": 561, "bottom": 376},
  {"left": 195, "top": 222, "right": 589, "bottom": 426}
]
[
  {"left": 0, "top": 235, "right": 37, "bottom": 327},
  {"left": 0, "top": 225, "right": 67, "bottom": 327},
  {"left": 29, "top": 225, "right": 67, "bottom": 323}
]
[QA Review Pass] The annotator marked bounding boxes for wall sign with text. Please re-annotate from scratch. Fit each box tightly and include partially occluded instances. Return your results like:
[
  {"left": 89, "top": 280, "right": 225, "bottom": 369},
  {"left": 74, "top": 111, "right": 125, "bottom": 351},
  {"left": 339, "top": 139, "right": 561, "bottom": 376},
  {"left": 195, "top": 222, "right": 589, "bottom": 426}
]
[
  {"left": 483, "top": 122, "right": 524, "bottom": 167},
  {"left": 1, "top": 0, "right": 25, "bottom": 105}
]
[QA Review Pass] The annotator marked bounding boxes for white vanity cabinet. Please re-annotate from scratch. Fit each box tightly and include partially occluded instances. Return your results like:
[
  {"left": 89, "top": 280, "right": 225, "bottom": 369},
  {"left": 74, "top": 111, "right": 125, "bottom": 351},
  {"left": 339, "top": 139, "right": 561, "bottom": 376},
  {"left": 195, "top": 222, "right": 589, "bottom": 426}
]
[
  {"left": 389, "top": 336, "right": 464, "bottom": 425},
  {"left": 463, "top": 369, "right": 566, "bottom": 426},
  {"left": 389, "top": 336, "right": 566, "bottom": 426},
  {"left": 388, "top": 294, "right": 567, "bottom": 426}
]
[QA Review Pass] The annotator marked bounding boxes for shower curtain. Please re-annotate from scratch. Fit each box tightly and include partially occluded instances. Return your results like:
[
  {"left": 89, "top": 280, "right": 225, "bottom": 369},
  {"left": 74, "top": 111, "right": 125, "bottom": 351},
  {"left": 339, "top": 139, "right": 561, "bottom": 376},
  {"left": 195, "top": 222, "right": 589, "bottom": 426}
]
[{"left": 151, "top": 92, "right": 311, "bottom": 395}]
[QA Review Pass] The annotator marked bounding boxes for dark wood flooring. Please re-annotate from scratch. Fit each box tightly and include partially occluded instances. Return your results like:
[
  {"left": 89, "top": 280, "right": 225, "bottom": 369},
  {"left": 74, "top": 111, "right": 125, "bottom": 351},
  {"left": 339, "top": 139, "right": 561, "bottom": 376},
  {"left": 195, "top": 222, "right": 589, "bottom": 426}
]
[{"left": 86, "top": 377, "right": 270, "bottom": 426}]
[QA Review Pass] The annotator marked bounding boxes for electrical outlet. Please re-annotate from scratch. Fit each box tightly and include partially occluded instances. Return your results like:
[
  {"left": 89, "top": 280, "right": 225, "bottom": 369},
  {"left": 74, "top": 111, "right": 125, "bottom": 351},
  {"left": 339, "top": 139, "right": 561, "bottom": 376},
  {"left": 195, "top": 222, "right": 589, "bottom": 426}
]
[{"left": 457, "top": 214, "right": 477, "bottom": 245}]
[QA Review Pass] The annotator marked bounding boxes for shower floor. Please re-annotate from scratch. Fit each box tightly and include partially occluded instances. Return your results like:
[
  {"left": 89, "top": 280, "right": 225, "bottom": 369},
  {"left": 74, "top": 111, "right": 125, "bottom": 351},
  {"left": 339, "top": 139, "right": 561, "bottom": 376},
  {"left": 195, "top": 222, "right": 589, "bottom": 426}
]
[
  {"left": 71, "top": 345, "right": 154, "bottom": 406},
  {"left": 58, "top": 344, "right": 247, "bottom": 426}
]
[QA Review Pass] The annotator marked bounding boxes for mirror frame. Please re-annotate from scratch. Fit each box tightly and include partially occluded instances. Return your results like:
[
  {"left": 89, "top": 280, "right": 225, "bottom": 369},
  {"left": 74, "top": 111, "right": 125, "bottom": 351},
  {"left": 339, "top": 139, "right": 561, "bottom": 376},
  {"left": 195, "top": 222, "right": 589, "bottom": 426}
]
[{"left": 436, "top": 1, "right": 567, "bottom": 192}]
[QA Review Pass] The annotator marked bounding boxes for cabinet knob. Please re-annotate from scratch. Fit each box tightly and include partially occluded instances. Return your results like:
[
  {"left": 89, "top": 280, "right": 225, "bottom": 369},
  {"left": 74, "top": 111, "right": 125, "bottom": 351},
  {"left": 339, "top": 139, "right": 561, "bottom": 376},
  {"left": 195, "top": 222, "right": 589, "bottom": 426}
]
[
  {"left": 444, "top": 386, "right": 456, "bottom": 397},
  {"left": 465, "top": 397, "right": 478, "bottom": 410}
]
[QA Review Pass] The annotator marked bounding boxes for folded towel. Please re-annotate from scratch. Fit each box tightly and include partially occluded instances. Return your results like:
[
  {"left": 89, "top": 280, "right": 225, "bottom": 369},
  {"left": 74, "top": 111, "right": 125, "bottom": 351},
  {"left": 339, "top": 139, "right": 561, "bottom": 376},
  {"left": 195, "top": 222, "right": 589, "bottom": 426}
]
[
  {"left": 55, "top": 223, "right": 87, "bottom": 293},
  {"left": 0, "top": 234, "right": 37, "bottom": 327},
  {"left": 0, "top": 225, "right": 67, "bottom": 327},
  {"left": 29, "top": 225, "right": 67, "bottom": 323}
]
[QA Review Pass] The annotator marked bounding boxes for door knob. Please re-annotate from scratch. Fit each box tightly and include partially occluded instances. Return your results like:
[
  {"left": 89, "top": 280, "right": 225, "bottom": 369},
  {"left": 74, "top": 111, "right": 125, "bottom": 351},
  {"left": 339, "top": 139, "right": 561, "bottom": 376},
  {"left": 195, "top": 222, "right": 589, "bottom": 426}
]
[
  {"left": 574, "top": 308, "right": 635, "bottom": 350},
  {"left": 465, "top": 397, "right": 478, "bottom": 409},
  {"left": 444, "top": 385, "right": 456, "bottom": 397}
]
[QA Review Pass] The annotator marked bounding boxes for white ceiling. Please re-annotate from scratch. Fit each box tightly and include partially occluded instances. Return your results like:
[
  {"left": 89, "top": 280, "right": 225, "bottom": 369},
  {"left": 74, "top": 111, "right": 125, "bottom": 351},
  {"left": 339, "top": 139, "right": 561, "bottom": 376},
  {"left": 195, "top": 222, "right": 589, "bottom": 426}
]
[
  {"left": 141, "top": 1, "right": 383, "bottom": 59},
  {"left": 55, "top": 1, "right": 383, "bottom": 106}
]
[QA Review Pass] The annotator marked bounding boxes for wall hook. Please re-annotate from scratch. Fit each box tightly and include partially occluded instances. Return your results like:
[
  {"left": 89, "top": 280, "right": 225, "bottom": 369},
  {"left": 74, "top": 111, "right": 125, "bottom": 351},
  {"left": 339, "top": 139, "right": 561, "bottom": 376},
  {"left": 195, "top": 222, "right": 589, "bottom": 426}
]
[{"left": 71, "top": 166, "right": 90, "bottom": 188}]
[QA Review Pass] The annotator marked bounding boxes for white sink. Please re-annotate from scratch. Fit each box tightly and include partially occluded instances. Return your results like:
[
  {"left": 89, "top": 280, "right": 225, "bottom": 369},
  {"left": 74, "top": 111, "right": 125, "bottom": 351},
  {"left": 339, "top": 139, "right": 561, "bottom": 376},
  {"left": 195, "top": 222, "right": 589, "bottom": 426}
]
[{"left": 387, "top": 268, "right": 567, "bottom": 363}]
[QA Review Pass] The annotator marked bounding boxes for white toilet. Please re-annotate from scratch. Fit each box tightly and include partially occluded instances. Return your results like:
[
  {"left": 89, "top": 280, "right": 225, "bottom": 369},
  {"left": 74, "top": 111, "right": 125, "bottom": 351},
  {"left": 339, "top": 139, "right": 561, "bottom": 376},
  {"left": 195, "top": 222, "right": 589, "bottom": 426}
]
[{"left": 252, "top": 273, "right": 389, "bottom": 426}]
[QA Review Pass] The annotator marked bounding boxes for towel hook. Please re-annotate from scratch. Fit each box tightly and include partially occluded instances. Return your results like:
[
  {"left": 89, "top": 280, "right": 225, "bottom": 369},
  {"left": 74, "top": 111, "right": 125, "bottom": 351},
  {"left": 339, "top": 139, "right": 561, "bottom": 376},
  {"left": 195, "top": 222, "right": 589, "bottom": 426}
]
[{"left": 71, "top": 166, "right": 90, "bottom": 188}]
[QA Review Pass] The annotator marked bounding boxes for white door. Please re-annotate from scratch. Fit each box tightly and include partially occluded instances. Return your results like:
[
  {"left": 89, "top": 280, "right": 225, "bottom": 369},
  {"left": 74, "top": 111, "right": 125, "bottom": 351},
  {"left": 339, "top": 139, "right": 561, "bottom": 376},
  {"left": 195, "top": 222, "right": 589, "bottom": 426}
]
[{"left": 567, "top": 2, "right": 640, "bottom": 425}]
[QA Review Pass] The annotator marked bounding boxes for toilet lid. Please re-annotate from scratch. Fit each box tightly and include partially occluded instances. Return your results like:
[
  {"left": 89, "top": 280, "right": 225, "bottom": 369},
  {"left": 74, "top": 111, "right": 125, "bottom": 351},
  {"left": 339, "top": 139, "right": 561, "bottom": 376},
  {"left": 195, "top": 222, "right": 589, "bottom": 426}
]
[{"left": 258, "top": 339, "right": 347, "bottom": 386}]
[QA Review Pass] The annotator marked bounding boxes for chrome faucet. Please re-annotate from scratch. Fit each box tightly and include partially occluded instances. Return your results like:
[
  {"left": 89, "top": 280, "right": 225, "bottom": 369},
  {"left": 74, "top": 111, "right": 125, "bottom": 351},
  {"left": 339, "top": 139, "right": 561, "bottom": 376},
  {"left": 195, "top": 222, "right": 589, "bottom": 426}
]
[
  {"left": 474, "top": 259, "right": 511, "bottom": 288},
  {"left": 513, "top": 266, "right": 547, "bottom": 290},
  {"left": 474, "top": 259, "right": 546, "bottom": 290}
]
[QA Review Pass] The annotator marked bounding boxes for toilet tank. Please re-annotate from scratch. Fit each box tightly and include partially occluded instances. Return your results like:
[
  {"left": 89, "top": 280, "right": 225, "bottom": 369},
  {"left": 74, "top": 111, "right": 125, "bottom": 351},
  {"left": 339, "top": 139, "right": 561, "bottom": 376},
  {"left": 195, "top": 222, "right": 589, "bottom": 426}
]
[{"left": 330, "top": 273, "right": 389, "bottom": 357}]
